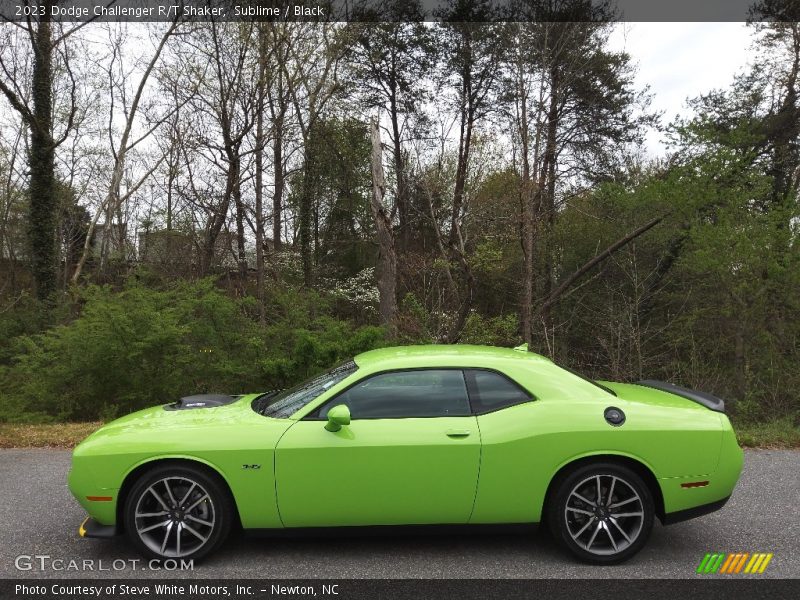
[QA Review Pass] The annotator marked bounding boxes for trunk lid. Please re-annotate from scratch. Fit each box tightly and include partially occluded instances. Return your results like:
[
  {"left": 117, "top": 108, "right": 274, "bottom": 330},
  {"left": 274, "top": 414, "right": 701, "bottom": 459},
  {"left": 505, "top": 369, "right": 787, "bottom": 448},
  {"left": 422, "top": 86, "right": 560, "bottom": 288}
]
[{"left": 598, "top": 381, "right": 719, "bottom": 411}]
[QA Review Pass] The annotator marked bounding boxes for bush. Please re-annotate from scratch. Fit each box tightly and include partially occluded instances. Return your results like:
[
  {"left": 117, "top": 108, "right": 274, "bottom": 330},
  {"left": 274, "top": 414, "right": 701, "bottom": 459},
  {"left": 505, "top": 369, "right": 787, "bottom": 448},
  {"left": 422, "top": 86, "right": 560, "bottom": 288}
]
[
  {"left": 0, "top": 280, "right": 388, "bottom": 422},
  {"left": 460, "top": 312, "right": 520, "bottom": 347}
]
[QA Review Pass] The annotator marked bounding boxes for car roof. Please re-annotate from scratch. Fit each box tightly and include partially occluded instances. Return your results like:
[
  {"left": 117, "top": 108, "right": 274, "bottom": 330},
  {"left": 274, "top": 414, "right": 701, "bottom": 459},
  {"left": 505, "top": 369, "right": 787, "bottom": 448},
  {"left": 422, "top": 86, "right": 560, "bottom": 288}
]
[{"left": 353, "top": 344, "right": 551, "bottom": 370}]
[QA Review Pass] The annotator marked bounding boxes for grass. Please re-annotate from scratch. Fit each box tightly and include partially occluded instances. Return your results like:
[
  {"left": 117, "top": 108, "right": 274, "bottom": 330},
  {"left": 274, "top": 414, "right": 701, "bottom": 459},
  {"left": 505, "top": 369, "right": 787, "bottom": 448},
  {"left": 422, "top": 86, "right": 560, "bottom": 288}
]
[
  {"left": 0, "top": 419, "right": 798, "bottom": 450},
  {"left": 0, "top": 422, "right": 102, "bottom": 448},
  {"left": 734, "top": 417, "right": 800, "bottom": 449}
]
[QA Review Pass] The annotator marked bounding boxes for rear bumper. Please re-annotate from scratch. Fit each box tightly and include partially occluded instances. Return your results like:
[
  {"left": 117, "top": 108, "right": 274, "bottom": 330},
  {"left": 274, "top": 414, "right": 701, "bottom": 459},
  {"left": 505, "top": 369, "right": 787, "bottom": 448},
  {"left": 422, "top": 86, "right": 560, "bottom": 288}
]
[
  {"left": 662, "top": 495, "right": 730, "bottom": 525},
  {"left": 79, "top": 517, "right": 119, "bottom": 539}
]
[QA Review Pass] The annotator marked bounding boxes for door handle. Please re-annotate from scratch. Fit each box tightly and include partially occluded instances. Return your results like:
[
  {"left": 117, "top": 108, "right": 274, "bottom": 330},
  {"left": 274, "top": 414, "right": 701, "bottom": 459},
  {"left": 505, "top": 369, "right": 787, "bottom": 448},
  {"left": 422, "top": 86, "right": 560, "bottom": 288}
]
[{"left": 446, "top": 429, "right": 471, "bottom": 438}]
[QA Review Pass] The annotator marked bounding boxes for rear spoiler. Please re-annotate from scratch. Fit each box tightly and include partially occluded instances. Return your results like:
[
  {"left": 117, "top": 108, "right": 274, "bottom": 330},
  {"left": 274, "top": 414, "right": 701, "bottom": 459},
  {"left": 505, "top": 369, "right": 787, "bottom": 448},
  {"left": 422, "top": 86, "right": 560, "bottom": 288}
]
[{"left": 636, "top": 380, "right": 725, "bottom": 413}]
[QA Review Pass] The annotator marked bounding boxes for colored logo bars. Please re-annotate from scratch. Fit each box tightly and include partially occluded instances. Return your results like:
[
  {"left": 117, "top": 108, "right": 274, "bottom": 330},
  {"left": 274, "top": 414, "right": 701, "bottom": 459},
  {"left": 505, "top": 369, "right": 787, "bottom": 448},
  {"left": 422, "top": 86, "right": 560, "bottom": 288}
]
[{"left": 696, "top": 552, "right": 773, "bottom": 574}]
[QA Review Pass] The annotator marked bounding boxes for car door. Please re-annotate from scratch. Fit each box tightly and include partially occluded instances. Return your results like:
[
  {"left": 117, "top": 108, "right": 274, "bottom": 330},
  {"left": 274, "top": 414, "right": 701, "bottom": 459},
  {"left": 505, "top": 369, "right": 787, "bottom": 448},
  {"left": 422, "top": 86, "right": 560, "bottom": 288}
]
[{"left": 274, "top": 369, "right": 481, "bottom": 527}]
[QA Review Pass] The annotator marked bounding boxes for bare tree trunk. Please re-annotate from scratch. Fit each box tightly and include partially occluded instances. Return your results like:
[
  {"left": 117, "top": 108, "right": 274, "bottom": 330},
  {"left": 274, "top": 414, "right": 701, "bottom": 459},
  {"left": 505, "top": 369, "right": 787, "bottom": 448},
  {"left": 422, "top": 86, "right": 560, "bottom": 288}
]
[
  {"left": 255, "top": 26, "right": 267, "bottom": 322},
  {"left": 734, "top": 324, "right": 747, "bottom": 400},
  {"left": 770, "top": 23, "right": 800, "bottom": 206},
  {"left": 449, "top": 29, "right": 474, "bottom": 250},
  {"left": 540, "top": 66, "right": 560, "bottom": 339},
  {"left": 233, "top": 158, "right": 247, "bottom": 280},
  {"left": 272, "top": 127, "right": 284, "bottom": 250},
  {"left": 299, "top": 148, "right": 314, "bottom": 287},
  {"left": 446, "top": 243, "right": 475, "bottom": 343},
  {"left": 388, "top": 91, "right": 409, "bottom": 252},
  {"left": 446, "top": 103, "right": 477, "bottom": 343},
  {"left": 516, "top": 36, "right": 545, "bottom": 347},
  {"left": 370, "top": 119, "right": 397, "bottom": 327},
  {"left": 268, "top": 26, "right": 288, "bottom": 251},
  {"left": 203, "top": 157, "right": 237, "bottom": 274},
  {"left": 519, "top": 49, "right": 548, "bottom": 348},
  {"left": 0, "top": 126, "right": 24, "bottom": 292},
  {"left": 195, "top": 22, "right": 257, "bottom": 277}
]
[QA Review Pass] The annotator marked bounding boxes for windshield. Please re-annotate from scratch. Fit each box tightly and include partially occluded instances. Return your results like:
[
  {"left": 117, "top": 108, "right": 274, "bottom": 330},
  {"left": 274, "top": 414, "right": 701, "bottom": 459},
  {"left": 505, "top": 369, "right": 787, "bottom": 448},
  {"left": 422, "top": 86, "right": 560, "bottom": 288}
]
[{"left": 253, "top": 360, "right": 358, "bottom": 418}]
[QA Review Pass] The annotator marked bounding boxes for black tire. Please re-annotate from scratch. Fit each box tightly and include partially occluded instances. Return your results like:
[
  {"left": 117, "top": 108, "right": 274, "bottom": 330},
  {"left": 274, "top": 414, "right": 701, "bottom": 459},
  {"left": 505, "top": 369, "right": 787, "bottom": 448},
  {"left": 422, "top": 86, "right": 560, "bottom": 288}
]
[
  {"left": 124, "top": 462, "right": 233, "bottom": 562},
  {"left": 547, "top": 462, "right": 654, "bottom": 565}
]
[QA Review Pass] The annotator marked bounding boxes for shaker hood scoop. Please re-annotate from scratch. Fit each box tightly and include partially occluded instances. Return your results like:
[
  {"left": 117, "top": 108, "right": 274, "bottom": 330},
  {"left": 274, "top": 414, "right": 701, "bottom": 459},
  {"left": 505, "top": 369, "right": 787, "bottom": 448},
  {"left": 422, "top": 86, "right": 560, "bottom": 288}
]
[{"left": 165, "top": 394, "right": 239, "bottom": 410}]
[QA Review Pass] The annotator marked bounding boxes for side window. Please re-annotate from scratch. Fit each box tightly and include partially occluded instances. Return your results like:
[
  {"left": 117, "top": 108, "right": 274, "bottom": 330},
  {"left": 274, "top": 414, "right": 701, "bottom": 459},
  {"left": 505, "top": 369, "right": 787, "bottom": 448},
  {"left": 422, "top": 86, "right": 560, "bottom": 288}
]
[
  {"left": 465, "top": 369, "right": 532, "bottom": 413},
  {"left": 319, "top": 369, "right": 471, "bottom": 419}
]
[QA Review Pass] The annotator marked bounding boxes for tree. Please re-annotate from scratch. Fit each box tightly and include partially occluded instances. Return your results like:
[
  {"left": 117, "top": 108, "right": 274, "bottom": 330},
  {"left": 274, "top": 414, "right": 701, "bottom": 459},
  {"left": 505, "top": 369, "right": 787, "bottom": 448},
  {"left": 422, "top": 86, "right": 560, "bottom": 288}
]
[
  {"left": 0, "top": 121, "right": 27, "bottom": 291},
  {"left": 254, "top": 24, "right": 269, "bottom": 321},
  {"left": 71, "top": 20, "right": 181, "bottom": 283},
  {"left": 370, "top": 119, "right": 398, "bottom": 326},
  {"left": 301, "top": 118, "right": 373, "bottom": 275},
  {"left": 436, "top": 5, "right": 508, "bottom": 340},
  {"left": 661, "top": 9, "right": 800, "bottom": 411},
  {"left": 282, "top": 24, "right": 347, "bottom": 286},
  {"left": 348, "top": 3, "right": 435, "bottom": 251},
  {"left": 0, "top": 1, "right": 79, "bottom": 299},
  {"left": 503, "top": 4, "right": 651, "bottom": 347}
]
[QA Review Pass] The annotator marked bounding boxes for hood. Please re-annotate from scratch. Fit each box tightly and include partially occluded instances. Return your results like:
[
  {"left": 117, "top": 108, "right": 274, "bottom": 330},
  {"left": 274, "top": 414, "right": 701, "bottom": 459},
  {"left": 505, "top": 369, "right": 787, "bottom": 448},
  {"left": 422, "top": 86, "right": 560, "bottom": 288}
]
[
  {"left": 71, "top": 393, "right": 295, "bottom": 463},
  {"left": 77, "top": 394, "right": 257, "bottom": 450}
]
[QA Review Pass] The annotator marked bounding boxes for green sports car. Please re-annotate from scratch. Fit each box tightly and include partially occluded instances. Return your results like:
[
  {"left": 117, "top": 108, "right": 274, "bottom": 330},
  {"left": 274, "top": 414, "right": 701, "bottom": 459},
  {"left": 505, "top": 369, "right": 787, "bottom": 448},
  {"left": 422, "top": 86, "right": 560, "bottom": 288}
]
[{"left": 69, "top": 344, "right": 743, "bottom": 564}]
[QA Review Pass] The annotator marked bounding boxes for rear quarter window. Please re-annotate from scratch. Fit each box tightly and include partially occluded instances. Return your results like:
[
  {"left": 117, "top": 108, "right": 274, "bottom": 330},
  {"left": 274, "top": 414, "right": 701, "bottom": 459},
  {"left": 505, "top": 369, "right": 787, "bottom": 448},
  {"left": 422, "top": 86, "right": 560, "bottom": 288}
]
[{"left": 465, "top": 369, "right": 533, "bottom": 414}]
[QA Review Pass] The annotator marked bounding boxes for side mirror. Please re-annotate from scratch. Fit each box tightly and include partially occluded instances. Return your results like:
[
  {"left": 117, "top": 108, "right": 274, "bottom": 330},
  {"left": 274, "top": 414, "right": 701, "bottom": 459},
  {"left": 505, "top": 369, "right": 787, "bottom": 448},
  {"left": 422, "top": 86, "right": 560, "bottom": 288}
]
[{"left": 324, "top": 404, "right": 351, "bottom": 432}]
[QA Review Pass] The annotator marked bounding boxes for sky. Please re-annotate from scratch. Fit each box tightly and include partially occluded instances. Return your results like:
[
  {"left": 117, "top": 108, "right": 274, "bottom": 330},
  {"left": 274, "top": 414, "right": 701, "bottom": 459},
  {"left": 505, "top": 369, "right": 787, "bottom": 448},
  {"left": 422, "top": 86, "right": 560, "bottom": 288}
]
[{"left": 609, "top": 22, "right": 755, "bottom": 156}]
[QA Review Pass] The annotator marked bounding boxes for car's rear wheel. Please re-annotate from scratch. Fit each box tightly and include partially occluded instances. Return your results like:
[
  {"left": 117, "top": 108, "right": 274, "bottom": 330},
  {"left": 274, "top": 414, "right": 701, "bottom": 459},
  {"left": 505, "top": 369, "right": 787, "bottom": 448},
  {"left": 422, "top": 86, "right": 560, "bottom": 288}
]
[
  {"left": 124, "top": 463, "right": 233, "bottom": 561},
  {"left": 548, "top": 462, "right": 654, "bottom": 564}
]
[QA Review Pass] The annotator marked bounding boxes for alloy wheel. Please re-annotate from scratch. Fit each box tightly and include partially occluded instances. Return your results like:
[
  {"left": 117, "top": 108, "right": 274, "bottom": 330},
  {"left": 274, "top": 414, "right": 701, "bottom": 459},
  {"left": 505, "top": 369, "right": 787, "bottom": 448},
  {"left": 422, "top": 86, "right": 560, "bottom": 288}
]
[
  {"left": 563, "top": 474, "right": 644, "bottom": 556},
  {"left": 133, "top": 476, "right": 216, "bottom": 558}
]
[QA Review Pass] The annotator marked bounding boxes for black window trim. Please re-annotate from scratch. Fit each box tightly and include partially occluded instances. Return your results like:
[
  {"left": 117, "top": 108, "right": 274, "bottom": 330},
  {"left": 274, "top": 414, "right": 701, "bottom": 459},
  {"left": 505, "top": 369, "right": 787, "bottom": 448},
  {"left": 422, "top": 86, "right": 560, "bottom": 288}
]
[{"left": 303, "top": 366, "right": 536, "bottom": 421}]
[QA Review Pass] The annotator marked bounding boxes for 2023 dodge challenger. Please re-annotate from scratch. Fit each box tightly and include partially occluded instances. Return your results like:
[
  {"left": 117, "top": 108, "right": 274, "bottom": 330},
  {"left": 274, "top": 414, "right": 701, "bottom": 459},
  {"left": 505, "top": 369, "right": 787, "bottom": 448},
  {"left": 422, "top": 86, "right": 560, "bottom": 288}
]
[{"left": 68, "top": 344, "right": 743, "bottom": 564}]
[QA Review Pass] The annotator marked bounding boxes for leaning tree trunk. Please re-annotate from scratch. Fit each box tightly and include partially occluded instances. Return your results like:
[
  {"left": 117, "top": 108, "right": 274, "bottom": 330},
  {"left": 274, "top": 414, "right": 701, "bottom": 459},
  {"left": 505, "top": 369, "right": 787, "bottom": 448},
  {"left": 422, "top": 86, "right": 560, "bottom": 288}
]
[{"left": 370, "top": 119, "right": 398, "bottom": 327}]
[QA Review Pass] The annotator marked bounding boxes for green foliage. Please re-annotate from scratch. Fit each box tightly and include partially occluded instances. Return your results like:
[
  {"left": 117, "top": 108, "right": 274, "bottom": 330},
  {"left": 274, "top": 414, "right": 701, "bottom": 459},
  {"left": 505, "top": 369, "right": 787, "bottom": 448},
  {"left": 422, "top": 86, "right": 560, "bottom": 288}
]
[
  {"left": 395, "top": 293, "right": 435, "bottom": 344},
  {"left": 0, "top": 280, "right": 387, "bottom": 422},
  {"left": 549, "top": 91, "right": 800, "bottom": 419},
  {"left": 460, "top": 312, "right": 519, "bottom": 347},
  {"left": 734, "top": 416, "right": 800, "bottom": 449},
  {"left": 287, "top": 117, "right": 374, "bottom": 280},
  {"left": 2, "top": 21, "right": 799, "bottom": 431}
]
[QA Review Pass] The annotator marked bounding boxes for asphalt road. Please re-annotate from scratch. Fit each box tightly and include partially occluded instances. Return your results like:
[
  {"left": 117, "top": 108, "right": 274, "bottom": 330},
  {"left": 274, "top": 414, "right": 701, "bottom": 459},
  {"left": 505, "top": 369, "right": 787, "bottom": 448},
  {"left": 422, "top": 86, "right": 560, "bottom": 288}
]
[{"left": 0, "top": 449, "right": 797, "bottom": 579}]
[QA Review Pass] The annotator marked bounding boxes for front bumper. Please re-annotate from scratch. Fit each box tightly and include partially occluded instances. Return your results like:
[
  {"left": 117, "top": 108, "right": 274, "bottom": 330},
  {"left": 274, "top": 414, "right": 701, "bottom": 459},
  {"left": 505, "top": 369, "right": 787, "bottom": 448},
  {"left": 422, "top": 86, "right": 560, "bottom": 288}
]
[
  {"left": 68, "top": 463, "right": 119, "bottom": 525},
  {"left": 78, "top": 517, "right": 118, "bottom": 539}
]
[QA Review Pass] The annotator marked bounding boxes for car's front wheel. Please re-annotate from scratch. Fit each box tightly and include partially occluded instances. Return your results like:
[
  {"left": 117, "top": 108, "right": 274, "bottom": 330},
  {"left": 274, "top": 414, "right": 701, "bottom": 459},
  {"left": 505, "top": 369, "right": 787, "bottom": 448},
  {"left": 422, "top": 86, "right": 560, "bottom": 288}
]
[
  {"left": 548, "top": 462, "right": 654, "bottom": 564},
  {"left": 124, "top": 463, "right": 233, "bottom": 561}
]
